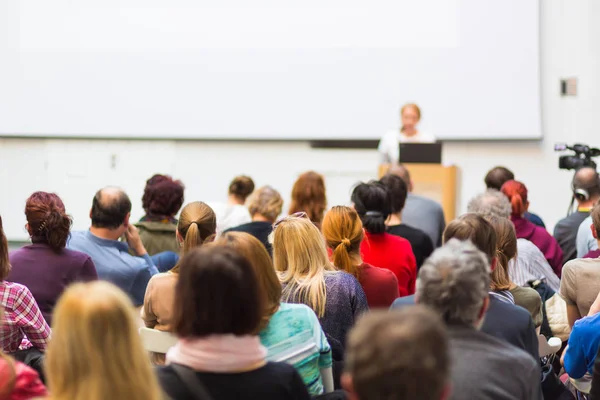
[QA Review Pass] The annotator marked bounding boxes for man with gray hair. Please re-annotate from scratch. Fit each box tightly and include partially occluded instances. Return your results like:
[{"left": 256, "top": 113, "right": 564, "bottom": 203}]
[
  {"left": 417, "top": 239, "right": 541, "bottom": 400},
  {"left": 467, "top": 190, "right": 560, "bottom": 292}
]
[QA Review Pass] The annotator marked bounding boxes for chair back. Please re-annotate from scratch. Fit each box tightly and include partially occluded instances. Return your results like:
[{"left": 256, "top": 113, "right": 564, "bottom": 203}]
[{"left": 139, "top": 327, "right": 178, "bottom": 354}]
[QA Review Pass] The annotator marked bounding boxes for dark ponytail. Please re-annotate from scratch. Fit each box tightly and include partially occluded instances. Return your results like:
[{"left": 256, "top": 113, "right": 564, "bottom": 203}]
[
  {"left": 43, "top": 210, "right": 73, "bottom": 251},
  {"left": 25, "top": 191, "right": 72, "bottom": 252},
  {"left": 350, "top": 181, "right": 391, "bottom": 234}
]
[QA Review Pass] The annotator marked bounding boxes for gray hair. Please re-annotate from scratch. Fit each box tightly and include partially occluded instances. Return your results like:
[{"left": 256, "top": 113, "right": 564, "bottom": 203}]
[
  {"left": 467, "top": 189, "right": 511, "bottom": 219},
  {"left": 416, "top": 239, "right": 491, "bottom": 326}
]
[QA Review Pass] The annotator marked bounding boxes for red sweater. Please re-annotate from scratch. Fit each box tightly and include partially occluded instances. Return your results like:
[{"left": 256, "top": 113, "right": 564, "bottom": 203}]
[
  {"left": 358, "top": 263, "right": 399, "bottom": 308},
  {"left": 360, "top": 232, "right": 417, "bottom": 297}
]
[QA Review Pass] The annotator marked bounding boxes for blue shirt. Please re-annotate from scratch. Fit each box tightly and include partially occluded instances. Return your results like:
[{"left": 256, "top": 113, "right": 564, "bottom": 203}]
[
  {"left": 564, "top": 312, "right": 600, "bottom": 379},
  {"left": 67, "top": 230, "right": 157, "bottom": 306},
  {"left": 260, "top": 303, "right": 332, "bottom": 396}
]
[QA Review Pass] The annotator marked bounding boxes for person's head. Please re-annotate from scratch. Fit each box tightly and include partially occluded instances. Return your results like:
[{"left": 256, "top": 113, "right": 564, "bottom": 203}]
[
  {"left": 572, "top": 167, "right": 600, "bottom": 205},
  {"left": 484, "top": 166, "right": 514, "bottom": 191},
  {"left": 247, "top": 186, "right": 284, "bottom": 223},
  {"left": 172, "top": 246, "right": 263, "bottom": 338},
  {"left": 379, "top": 174, "right": 408, "bottom": 215},
  {"left": 387, "top": 164, "right": 413, "bottom": 192},
  {"left": 0, "top": 216, "right": 8, "bottom": 282},
  {"left": 466, "top": 190, "right": 512, "bottom": 219},
  {"left": 483, "top": 215, "right": 516, "bottom": 292},
  {"left": 351, "top": 181, "right": 391, "bottom": 234},
  {"left": 322, "top": 206, "right": 364, "bottom": 279},
  {"left": 442, "top": 213, "right": 497, "bottom": 269},
  {"left": 213, "top": 232, "right": 281, "bottom": 330},
  {"left": 400, "top": 103, "right": 421, "bottom": 132},
  {"left": 90, "top": 187, "right": 132, "bottom": 233},
  {"left": 141, "top": 174, "right": 185, "bottom": 219},
  {"left": 417, "top": 239, "right": 491, "bottom": 327},
  {"left": 173, "top": 202, "right": 217, "bottom": 272},
  {"left": 289, "top": 171, "right": 327, "bottom": 227},
  {"left": 591, "top": 201, "right": 600, "bottom": 240},
  {"left": 24, "top": 191, "right": 72, "bottom": 252},
  {"left": 46, "top": 281, "right": 162, "bottom": 400},
  {"left": 228, "top": 175, "right": 255, "bottom": 204},
  {"left": 500, "top": 180, "right": 529, "bottom": 217},
  {"left": 343, "top": 307, "right": 449, "bottom": 400},
  {"left": 271, "top": 215, "right": 333, "bottom": 317}
]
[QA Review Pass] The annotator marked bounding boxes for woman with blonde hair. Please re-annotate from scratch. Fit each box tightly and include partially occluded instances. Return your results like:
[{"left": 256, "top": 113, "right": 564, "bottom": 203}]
[
  {"left": 288, "top": 171, "right": 327, "bottom": 228},
  {"left": 485, "top": 215, "right": 543, "bottom": 327},
  {"left": 142, "top": 201, "right": 216, "bottom": 333},
  {"left": 214, "top": 232, "right": 333, "bottom": 396},
  {"left": 322, "top": 206, "right": 399, "bottom": 308},
  {"left": 46, "top": 281, "right": 163, "bottom": 400},
  {"left": 271, "top": 215, "right": 368, "bottom": 351}
]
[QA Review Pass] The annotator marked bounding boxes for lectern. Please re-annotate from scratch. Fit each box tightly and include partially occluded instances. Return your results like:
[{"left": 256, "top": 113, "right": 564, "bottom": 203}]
[{"left": 378, "top": 143, "right": 458, "bottom": 222}]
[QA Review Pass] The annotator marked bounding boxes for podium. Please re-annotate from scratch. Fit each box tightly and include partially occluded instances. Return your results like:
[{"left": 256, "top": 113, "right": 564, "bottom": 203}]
[{"left": 378, "top": 163, "right": 458, "bottom": 223}]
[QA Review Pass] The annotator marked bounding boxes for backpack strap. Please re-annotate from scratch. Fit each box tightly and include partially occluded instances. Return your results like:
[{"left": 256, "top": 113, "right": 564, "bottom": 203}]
[{"left": 171, "top": 364, "right": 214, "bottom": 400}]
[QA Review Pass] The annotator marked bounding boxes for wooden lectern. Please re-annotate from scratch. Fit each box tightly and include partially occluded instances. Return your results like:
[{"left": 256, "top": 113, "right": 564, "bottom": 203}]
[{"left": 378, "top": 161, "right": 458, "bottom": 223}]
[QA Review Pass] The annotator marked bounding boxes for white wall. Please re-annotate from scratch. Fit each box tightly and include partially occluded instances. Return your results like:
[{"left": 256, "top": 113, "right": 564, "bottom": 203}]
[{"left": 0, "top": 0, "right": 599, "bottom": 240}]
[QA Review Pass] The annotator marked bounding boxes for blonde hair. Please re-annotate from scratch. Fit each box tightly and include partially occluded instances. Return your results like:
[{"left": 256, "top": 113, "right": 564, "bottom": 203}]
[
  {"left": 401, "top": 103, "right": 421, "bottom": 119},
  {"left": 173, "top": 201, "right": 216, "bottom": 273},
  {"left": 214, "top": 232, "right": 282, "bottom": 330},
  {"left": 247, "top": 186, "right": 284, "bottom": 222},
  {"left": 484, "top": 215, "right": 516, "bottom": 291},
  {"left": 272, "top": 217, "right": 334, "bottom": 317},
  {"left": 322, "top": 206, "right": 364, "bottom": 279},
  {"left": 46, "top": 282, "right": 162, "bottom": 400}
]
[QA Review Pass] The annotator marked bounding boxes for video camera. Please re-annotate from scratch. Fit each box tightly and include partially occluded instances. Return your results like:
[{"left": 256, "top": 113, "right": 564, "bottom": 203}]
[{"left": 555, "top": 143, "right": 600, "bottom": 170}]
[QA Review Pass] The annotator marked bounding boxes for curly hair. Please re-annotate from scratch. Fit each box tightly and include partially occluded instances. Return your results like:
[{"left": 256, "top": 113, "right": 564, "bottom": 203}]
[{"left": 141, "top": 174, "right": 185, "bottom": 218}]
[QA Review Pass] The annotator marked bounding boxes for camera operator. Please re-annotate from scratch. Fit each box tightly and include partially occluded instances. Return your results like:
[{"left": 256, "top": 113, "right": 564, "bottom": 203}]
[{"left": 554, "top": 167, "right": 600, "bottom": 264}]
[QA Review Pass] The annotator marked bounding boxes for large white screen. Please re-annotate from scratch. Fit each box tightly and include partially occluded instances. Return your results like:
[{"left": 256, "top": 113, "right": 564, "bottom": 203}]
[{"left": 0, "top": 0, "right": 540, "bottom": 140}]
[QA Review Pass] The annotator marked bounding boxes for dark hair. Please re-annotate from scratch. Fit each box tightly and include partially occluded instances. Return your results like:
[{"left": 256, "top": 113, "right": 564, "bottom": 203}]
[
  {"left": 228, "top": 176, "right": 255, "bottom": 202},
  {"left": 172, "top": 246, "right": 263, "bottom": 337},
  {"left": 142, "top": 174, "right": 185, "bottom": 218},
  {"left": 484, "top": 167, "right": 514, "bottom": 191},
  {"left": 443, "top": 213, "right": 497, "bottom": 263},
  {"left": 0, "top": 216, "right": 9, "bottom": 281},
  {"left": 289, "top": 171, "right": 327, "bottom": 228},
  {"left": 380, "top": 174, "right": 408, "bottom": 213},
  {"left": 350, "top": 181, "right": 391, "bottom": 234},
  {"left": 25, "top": 192, "right": 72, "bottom": 251},
  {"left": 91, "top": 188, "right": 132, "bottom": 229}
]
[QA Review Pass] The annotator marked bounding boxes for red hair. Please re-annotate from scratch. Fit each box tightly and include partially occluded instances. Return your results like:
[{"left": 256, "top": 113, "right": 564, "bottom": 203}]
[
  {"left": 25, "top": 192, "right": 72, "bottom": 251},
  {"left": 288, "top": 171, "right": 327, "bottom": 228},
  {"left": 500, "top": 180, "right": 528, "bottom": 216}
]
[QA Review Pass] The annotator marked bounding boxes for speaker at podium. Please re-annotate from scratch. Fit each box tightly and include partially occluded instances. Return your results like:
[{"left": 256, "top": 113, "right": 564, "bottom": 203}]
[{"left": 378, "top": 142, "right": 458, "bottom": 223}]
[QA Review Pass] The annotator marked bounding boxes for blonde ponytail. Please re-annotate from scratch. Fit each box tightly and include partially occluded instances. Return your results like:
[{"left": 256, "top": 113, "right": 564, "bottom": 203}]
[
  {"left": 322, "top": 206, "right": 364, "bottom": 279},
  {"left": 172, "top": 202, "right": 216, "bottom": 273}
]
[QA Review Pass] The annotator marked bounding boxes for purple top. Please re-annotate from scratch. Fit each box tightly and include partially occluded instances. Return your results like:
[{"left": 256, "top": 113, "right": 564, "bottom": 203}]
[
  {"left": 8, "top": 243, "right": 98, "bottom": 325},
  {"left": 584, "top": 249, "right": 600, "bottom": 259},
  {"left": 511, "top": 216, "right": 564, "bottom": 277}
]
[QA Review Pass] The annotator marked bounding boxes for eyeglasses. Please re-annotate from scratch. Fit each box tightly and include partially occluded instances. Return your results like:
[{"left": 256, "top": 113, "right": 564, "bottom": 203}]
[{"left": 272, "top": 211, "right": 308, "bottom": 229}]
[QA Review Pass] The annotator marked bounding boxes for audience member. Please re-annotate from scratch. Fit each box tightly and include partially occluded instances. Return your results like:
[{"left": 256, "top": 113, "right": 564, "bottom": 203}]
[
  {"left": 467, "top": 190, "right": 560, "bottom": 291},
  {"left": 576, "top": 213, "right": 598, "bottom": 258},
  {"left": 157, "top": 246, "right": 311, "bottom": 400},
  {"left": 136, "top": 174, "right": 185, "bottom": 255},
  {"left": 560, "top": 206, "right": 600, "bottom": 326},
  {"left": 214, "top": 232, "right": 333, "bottom": 396},
  {"left": 485, "top": 215, "right": 543, "bottom": 327},
  {"left": 272, "top": 215, "right": 368, "bottom": 350},
  {"left": 210, "top": 175, "right": 254, "bottom": 234},
  {"left": 417, "top": 239, "right": 541, "bottom": 400},
  {"left": 387, "top": 164, "right": 445, "bottom": 246},
  {"left": 46, "top": 281, "right": 163, "bottom": 400},
  {"left": 67, "top": 187, "right": 159, "bottom": 306},
  {"left": 501, "top": 180, "right": 564, "bottom": 275},
  {"left": 142, "top": 202, "right": 216, "bottom": 334},
  {"left": 288, "top": 171, "right": 327, "bottom": 229},
  {"left": 554, "top": 167, "right": 600, "bottom": 264},
  {"left": 351, "top": 181, "right": 417, "bottom": 296},
  {"left": 342, "top": 307, "right": 449, "bottom": 400},
  {"left": 322, "top": 206, "right": 399, "bottom": 308},
  {"left": 8, "top": 191, "right": 97, "bottom": 325},
  {"left": 586, "top": 203, "right": 600, "bottom": 259},
  {"left": 562, "top": 305, "right": 600, "bottom": 382},
  {"left": 379, "top": 173, "right": 434, "bottom": 268},
  {"left": 0, "top": 307, "right": 47, "bottom": 399},
  {"left": 226, "top": 185, "right": 283, "bottom": 255},
  {"left": 484, "top": 166, "right": 545, "bottom": 227},
  {"left": 0, "top": 215, "right": 51, "bottom": 378}
]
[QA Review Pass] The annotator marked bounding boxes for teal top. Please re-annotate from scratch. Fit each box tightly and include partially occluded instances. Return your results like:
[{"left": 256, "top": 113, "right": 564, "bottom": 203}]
[{"left": 259, "top": 303, "right": 332, "bottom": 395}]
